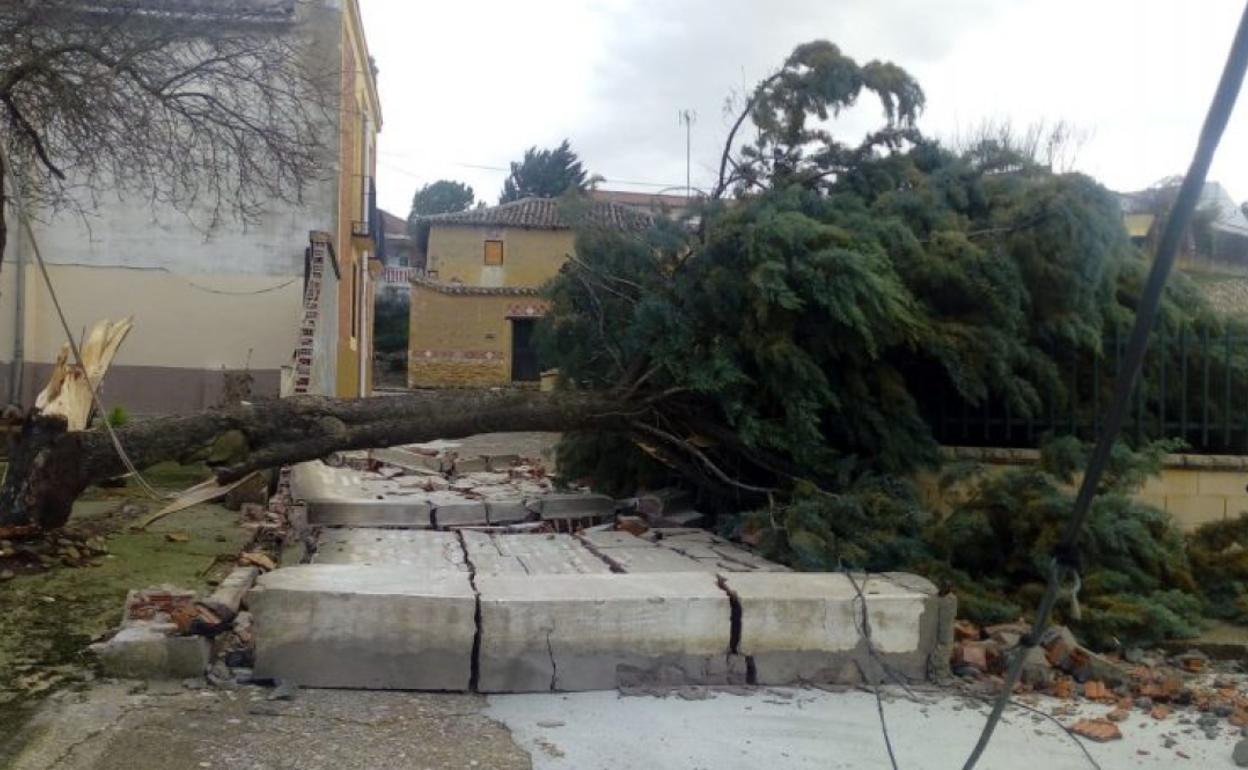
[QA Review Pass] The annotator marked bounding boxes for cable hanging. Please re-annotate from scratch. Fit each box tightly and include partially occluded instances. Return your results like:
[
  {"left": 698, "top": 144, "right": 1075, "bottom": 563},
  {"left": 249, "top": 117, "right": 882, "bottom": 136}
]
[{"left": 961, "top": 3, "right": 1248, "bottom": 768}]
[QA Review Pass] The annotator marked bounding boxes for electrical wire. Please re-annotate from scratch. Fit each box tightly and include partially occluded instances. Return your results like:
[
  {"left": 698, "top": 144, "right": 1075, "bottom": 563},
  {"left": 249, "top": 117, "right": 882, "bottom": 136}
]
[
  {"left": 0, "top": 139, "right": 169, "bottom": 502},
  {"left": 960, "top": 4, "right": 1248, "bottom": 768},
  {"left": 846, "top": 568, "right": 1102, "bottom": 770},
  {"left": 844, "top": 569, "right": 901, "bottom": 770}
]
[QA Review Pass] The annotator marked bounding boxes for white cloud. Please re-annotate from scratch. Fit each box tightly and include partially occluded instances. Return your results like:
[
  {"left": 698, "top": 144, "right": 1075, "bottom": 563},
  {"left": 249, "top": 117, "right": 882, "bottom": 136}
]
[{"left": 361, "top": 0, "right": 1248, "bottom": 215}]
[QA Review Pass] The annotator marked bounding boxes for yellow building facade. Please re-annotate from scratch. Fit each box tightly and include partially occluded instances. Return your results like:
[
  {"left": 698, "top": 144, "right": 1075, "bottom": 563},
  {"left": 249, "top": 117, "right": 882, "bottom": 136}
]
[
  {"left": 408, "top": 198, "right": 649, "bottom": 388},
  {"left": 334, "top": 0, "right": 383, "bottom": 398}
]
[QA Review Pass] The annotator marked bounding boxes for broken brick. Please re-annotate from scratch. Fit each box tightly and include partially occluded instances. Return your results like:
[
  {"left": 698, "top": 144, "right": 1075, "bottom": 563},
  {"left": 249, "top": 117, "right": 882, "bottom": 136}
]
[
  {"left": 1070, "top": 719, "right": 1122, "bottom": 742},
  {"left": 953, "top": 642, "right": 990, "bottom": 673},
  {"left": 1106, "top": 707, "right": 1129, "bottom": 723},
  {"left": 1083, "top": 680, "right": 1111, "bottom": 700},
  {"left": 1150, "top": 705, "right": 1171, "bottom": 721},
  {"left": 240, "top": 552, "right": 276, "bottom": 571},
  {"left": 1053, "top": 679, "right": 1074, "bottom": 699},
  {"left": 954, "top": 620, "right": 981, "bottom": 642}
]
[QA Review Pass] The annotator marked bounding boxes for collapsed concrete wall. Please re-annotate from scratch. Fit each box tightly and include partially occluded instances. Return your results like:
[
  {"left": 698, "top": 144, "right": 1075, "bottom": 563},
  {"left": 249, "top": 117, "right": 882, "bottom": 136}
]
[{"left": 248, "top": 526, "right": 954, "bottom": 693}]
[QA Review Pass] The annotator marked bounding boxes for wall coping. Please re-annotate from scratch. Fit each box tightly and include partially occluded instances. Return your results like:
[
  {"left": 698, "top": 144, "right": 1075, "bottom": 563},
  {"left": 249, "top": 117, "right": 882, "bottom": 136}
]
[{"left": 940, "top": 446, "right": 1248, "bottom": 471}]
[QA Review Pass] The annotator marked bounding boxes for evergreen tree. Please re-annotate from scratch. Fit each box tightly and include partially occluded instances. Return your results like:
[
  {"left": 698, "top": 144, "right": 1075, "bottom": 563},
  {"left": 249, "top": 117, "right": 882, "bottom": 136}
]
[
  {"left": 499, "top": 139, "right": 589, "bottom": 203},
  {"left": 407, "top": 180, "right": 474, "bottom": 237}
]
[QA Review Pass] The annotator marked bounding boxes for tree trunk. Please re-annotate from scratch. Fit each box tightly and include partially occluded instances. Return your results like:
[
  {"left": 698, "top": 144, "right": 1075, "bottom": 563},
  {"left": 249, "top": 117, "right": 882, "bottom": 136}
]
[{"left": 0, "top": 389, "right": 627, "bottom": 531}]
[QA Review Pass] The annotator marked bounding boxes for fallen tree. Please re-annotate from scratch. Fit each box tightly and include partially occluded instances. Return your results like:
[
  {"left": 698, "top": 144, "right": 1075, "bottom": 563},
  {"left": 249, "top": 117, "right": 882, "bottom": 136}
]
[
  {"left": 0, "top": 389, "right": 625, "bottom": 530},
  {"left": 5, "top": 39, "right": 1248, "bottom": 653}
]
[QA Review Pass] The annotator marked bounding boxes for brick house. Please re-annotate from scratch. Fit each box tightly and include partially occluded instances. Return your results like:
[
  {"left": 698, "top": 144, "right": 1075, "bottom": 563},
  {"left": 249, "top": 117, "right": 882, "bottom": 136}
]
[{"left": 407, "top": 197, "right": 650, "bottom": 387}]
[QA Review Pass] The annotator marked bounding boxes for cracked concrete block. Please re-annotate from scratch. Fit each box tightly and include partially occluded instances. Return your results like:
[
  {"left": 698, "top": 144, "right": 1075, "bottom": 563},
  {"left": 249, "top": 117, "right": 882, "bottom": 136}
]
[
  {"left": 723, "top": 572, "right": 945, "bottom": 685},
  {"left": 528, "top": 493, "right": 618, "bottom": 520},
  {"left": 432, "top": 500, "right": 489, "bottom": 528},
  {"left": 476, "top": 573, "right": 734, "bottom": 692},
  {"left": 485, "top": 499, "right": 530, "bottom": 525},
  {"left": 90, "top": 623, "right": 210, "bottom": 680},
  {"left": 576, "top": 530, "right": 648, "bottom": 549},
  {"left": 371, "top": 447, "right": 446, "bottom": 473},
  {"left": 594, "top": 546, "right": 717, "bottom": 574},
  {"left": 291, "top": 462, "right": 433, "bottom": 528},
  {"left": 494, "top": 534, "right": 613, "bottom": 575},
  {"left": 460, "top": 531, "right": 528, "bottom": 576},
  {"left": 314, "top": 530, "right": 467, "bottom": 571},
  {"left": 706, "top": 543, "right": 791, "bottom": 573},
  {"left": 250, "top": 565, "right": 475, "bottom": 690}
]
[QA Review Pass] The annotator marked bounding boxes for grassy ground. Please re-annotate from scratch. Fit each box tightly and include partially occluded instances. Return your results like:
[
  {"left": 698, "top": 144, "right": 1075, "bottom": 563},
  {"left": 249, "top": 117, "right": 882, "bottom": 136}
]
[{"left": 0, "top": 462, "right": 253, "bottom": 753}]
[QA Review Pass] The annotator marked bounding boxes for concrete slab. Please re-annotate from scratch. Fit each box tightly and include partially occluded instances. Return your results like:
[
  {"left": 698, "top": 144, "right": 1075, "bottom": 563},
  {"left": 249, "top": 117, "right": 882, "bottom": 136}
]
[
  {"left": 476, "top": 573, "right": 735, "bottom": 692},
  {"left": 461, "top": 530, "right": 528, "bottom": 576},
  {"left": 291, "top": 462, "right": 433, "bottom": 528},
  {"left": 593, "top": 546, "right": 717, "bottom": 574},
  {"left": 250, "top": 564, "right": 476, "bottom": 690},
  {"left": 575, "top": 530, "right": 649, "bottom": 550},
  {"left": 313, "top": 529, "right": 467, "bottom": 571},
  {"left": 371, "top": 446, "right": 445, "bottom": 473},
  {"left": 432, "top": 500, "right": 489, "bottom": 527},
  {"left": 722, "top": 572, "right": 950, "bottom": 685},
  {"left": 494, "top": 534, "right": 613, "bottom": 575},
  {"left": 485, "top": 499, "right": 530, "bottom": 524},
  {"left": 704, "top": 543, "right": 791, "bottom": 572},
  {"left": 528, "top": 493, "right": 618, "bottom": 520}
]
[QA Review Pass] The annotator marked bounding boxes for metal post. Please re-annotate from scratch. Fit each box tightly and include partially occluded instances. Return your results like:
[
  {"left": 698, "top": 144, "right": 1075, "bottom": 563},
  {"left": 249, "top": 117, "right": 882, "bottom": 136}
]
[{"left": 8, "top": 182, "right": 25, "bottom": 406}]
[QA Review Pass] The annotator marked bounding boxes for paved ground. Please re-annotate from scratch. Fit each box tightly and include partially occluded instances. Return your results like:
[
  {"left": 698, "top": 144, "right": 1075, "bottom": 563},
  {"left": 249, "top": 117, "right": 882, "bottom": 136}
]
[
  {"left": 490, "top": 687, "right": 1242, "bottom": 769},
  {"left": 4, "top": 683, "right": 529, "bottom": 770},
  {"left": 8, "top": 681, "right": 1244, "bottom": 769}
]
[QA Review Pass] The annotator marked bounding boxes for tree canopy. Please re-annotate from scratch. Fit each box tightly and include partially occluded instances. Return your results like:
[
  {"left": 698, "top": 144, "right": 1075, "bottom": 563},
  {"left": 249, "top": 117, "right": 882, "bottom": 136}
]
[
  {"left": 499, "top": 139, "right": 590, "bottom": 203},
  {"left": 408, "top": 180, "right": 474, "bottom": 219},
  {"left": 407, "top": 179, "right": 474, "bottom": 238},
  {"left": 0, "top": 0, "right": 335, "bottom": 266}
]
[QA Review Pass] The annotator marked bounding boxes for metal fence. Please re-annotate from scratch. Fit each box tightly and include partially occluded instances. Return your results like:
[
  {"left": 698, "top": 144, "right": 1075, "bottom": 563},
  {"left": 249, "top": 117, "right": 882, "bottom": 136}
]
[{"left": 923, "top": 325, "right": 1248, "bottom": 453}]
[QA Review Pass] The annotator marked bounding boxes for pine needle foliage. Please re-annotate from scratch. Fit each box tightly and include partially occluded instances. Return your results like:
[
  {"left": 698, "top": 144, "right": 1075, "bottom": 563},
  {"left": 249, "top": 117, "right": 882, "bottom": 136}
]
[{"left": 536, "top": 40, "right": 1248, "bottom": 647}]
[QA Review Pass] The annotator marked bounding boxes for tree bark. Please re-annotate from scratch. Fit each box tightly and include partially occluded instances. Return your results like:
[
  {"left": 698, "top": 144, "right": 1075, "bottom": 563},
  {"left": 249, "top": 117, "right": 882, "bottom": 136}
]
[{"left": 0, "top": 389, "right": 628, "bottom": 531}]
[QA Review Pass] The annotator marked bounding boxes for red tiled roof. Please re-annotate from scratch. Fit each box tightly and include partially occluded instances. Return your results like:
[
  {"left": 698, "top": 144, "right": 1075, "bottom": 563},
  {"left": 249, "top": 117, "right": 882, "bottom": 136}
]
[{"left": 419, "top": 197, "right": 652, "bottom": 232}]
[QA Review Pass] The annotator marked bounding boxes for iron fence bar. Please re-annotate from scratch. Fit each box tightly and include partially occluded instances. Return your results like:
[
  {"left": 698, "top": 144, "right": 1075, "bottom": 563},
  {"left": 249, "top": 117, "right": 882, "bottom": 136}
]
[
  {"left": 1070, "top": 350, "right": 1078, "bottom": 436},
  {"left": 1180, "top": 327, "right": 1188, "bottom": 441},
  {"left": 1226, "top": 332, "right": 1233, "bottom": 447},
  {"left": 1159, "top": 326, "right": 1167, "bottom": 436},
  {"left": 1203, "top": 326, "right": 1211, "bottom": 447},
  {"left": 1093, "top": 343, "right": 1101, "bottom": 438}
]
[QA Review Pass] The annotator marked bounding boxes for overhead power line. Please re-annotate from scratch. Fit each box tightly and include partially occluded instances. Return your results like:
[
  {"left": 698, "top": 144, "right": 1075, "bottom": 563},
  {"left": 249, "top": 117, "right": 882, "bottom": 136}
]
[{"left": 376, "top": 155, "right": 692, "bottom": 190}]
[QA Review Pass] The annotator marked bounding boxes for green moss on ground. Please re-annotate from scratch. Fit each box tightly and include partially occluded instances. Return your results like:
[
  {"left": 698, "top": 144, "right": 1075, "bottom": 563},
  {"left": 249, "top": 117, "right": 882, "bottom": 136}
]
[{"left": 0, "top": 466, "right": 252, "bottom": 748}]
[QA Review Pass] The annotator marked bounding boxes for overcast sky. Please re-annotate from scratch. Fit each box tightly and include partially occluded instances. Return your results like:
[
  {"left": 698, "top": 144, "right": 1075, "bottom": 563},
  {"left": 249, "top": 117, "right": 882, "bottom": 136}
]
[{"left": 360, "top": 0, "right": 1248, "bottom": 216}]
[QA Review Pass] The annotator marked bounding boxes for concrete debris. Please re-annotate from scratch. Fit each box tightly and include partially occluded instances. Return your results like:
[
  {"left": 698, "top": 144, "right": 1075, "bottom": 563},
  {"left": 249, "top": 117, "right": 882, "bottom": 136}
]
[
  {"left": 89, "top": 622, "right": 210, "bottom": 680},
  {"left": 1234, "top": 737, "right": 1248, "bottom": 766}
]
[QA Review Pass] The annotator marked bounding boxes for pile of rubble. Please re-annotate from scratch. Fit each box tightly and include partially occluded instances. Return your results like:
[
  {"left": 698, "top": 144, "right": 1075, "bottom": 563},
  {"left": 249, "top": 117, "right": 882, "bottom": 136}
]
[
  {"left": 0, "top": 530, "right": 111, "bottom": 580},
  {"left": 953, "top": 619, "right": 1248, "bottom": 753},
  {"left": 298, "top": 443, "right": 706, "bottom": 532}
]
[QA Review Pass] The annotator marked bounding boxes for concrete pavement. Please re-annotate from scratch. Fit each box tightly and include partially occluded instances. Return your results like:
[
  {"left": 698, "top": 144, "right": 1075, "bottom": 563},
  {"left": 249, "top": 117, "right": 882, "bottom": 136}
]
[{"left": 8, "top": 680, "right": 1243, "bottom": 769}]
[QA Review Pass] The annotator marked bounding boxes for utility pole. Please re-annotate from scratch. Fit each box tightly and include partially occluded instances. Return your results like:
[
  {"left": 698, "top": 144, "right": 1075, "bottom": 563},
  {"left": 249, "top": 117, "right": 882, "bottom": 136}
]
[
  {"left": 679, "top": 109, "right": 696, "bottom": 199},
  {"left": 8, "top": 173, "right": 24, "bottom": 406}
]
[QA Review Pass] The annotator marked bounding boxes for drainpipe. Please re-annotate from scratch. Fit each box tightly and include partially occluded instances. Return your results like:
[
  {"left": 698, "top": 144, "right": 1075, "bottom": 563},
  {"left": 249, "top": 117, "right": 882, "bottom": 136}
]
[{"left": 8, "top": 187, "right": 25, "bottom": 406}]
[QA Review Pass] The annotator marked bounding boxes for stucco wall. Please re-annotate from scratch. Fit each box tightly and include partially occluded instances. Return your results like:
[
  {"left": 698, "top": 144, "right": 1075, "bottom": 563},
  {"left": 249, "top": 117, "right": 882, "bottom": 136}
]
[
  {"left": 917, "top": 447, "right": 1248, "bottom": 532},
  {"left": 426, "top": 226, "right": 575, "bottom": 288},
  {"left": 407, "top": 285, "right": 548, "bottom": 388},
  {"left": 0, "top": 263, "right": 303, "bottom": 413},
  {"left": 0, "top": 0, "right": 369, "bottom": 413}
]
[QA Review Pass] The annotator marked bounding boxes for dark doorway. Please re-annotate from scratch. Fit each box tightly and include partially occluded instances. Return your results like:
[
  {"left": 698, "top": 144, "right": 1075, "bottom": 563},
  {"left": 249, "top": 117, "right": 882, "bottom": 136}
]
[{"left": 510, "top": 319, "right": 541, "bottom": 382}]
